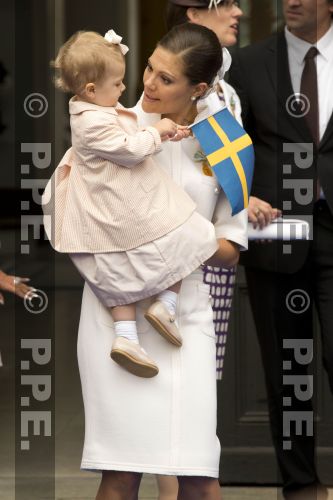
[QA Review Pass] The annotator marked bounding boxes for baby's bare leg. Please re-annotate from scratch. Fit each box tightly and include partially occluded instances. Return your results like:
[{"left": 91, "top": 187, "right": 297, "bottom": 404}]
[
  {"left": 109, "top": 303, "right": 138, "bottom": 344},
  {"left": 110, "top": 303, "right": 136, "bottom": 322},
  {"left": 167, "top": 280, "right": 181, "bottom": 294}
]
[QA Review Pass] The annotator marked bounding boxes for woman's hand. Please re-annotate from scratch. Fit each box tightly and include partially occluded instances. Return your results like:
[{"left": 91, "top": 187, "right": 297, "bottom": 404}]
[
  {"left": 204, "top": 239, "right": 240, "bottom": 268},
  {"left": 0, "top": 269, "right": 35, "bottom": 305},
  {"left": 248, "top": 196, "right": 282, "bottom": 230}
]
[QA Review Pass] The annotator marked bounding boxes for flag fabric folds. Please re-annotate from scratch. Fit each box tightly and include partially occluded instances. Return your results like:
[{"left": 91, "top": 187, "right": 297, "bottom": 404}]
[{"left": 191, "top": 108, "right": 254, "bottom": 215}]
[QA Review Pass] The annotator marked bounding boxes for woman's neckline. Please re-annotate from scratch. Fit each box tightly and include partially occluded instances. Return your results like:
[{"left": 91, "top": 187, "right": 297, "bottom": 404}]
[{"left": 162, "top": 105, "right": 198, "bottom": 127}]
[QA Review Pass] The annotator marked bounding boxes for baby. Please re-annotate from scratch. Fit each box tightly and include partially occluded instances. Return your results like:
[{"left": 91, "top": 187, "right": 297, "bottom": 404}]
[{"left": 43, "top": 29, "right": 218, "bottom": 378}]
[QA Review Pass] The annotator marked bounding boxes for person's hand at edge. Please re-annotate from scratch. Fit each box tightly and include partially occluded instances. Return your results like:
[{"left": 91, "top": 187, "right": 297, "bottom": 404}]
[
  {"left": 0, "top": 269, "right": 35, "bottom": 305},
  {"left": 248, "top": 196, "right": 282, "bottom": 230}
]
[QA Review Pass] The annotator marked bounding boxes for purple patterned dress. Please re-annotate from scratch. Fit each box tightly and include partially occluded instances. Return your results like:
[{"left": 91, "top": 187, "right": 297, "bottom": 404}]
[{"left": 203, "top": 265, "right": 236, "bottom": 380}]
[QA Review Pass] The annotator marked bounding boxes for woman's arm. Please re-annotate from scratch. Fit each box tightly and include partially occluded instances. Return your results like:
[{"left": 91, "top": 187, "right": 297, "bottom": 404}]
[{"left": 204, "top": 238, "right": 240, "bottom": 268}]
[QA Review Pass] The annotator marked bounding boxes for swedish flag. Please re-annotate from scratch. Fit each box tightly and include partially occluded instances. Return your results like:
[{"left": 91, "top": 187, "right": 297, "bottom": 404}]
[{"left": 191, "top": 108, "right": 254, "bottom": 215}]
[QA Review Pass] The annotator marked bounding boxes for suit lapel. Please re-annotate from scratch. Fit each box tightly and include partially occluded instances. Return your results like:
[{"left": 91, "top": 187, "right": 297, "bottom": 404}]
[
  {"left": 264, "top": 32, "right": 313, "bottom": 142},
  {"left": 320, "top": 111, "right": 333, "bottom": 148}
]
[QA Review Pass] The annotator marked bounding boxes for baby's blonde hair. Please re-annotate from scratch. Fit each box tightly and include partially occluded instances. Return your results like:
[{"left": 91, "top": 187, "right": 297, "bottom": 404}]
[{"left": 52, "top": 31, "right": 125, "bottom": 95}]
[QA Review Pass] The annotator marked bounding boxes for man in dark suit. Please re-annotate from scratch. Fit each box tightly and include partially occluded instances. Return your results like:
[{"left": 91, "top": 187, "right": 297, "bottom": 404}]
[{"left": 229, "top": 1, "right": 333, "bottom": 499}]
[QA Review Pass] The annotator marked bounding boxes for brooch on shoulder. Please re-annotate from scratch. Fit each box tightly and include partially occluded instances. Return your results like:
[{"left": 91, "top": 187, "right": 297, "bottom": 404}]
[{"left": 194, "top": 150, "right": 213, "bottom": 177}]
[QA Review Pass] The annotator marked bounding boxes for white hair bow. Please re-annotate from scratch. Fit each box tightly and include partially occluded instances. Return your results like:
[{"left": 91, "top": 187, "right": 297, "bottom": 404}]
[
  {"left": 199, "top": 47, "right": 233, "bottom": 100},
  {"left": 218, "top": 47, "right": 232, "bottom": 79},
  {"left": 208, "top": 0, "right": 223, "bottom": 10},
  {"left": 104, "top": 29, "right": 129, "bottom": 55}
]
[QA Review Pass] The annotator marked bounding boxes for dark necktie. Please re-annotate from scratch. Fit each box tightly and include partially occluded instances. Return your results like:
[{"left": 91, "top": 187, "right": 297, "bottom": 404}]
[{"left": 300, "top": 46, "right": 319, "bottom": 145}]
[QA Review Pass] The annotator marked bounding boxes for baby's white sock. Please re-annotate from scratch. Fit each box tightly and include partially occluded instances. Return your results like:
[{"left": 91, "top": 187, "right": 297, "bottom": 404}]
[
  {"left": 114, "top": 321, "right": 139, "bottom": 344},
  {"left": 157, "top": 290, "right": 178, "bottom": 316}
]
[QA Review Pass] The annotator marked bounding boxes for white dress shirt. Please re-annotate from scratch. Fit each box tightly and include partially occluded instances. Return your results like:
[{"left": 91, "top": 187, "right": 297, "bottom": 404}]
[{"left": 285, "top": 22, "right": 333, "bottom": 141}]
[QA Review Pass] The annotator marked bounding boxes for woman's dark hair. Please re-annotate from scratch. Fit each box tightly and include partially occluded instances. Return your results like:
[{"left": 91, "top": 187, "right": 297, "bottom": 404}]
[
  {"left": 166, "top": 4, "right": 190, "bottom": 30},
  {"left": 158, "top": 23, "right": 222, "bottom": 86}
]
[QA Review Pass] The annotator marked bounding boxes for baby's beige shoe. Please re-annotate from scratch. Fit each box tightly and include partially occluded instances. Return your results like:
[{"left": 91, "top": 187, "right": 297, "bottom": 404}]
[
  {"left": 111, "top": 337, "right": 159, "bottom": 378},
  {"left": 144, "top": 301, "right": 182, "bottom": 347}
]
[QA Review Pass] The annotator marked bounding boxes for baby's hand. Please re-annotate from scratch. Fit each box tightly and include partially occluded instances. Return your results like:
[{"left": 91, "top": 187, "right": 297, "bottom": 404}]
[
  {"left": 154, "top": 119, "right": 189, "bottom": 141},
  {"left": 154, "top": 118, "right": 177, "bottom": 140},
  {"left": 170, "top": 125, "right": 190, "bottom": 142}
]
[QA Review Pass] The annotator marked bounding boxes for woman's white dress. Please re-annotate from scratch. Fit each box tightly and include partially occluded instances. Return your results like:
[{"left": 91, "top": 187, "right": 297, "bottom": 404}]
[{"left": 77, "top": 94, "right": 248, "bottom": 477}]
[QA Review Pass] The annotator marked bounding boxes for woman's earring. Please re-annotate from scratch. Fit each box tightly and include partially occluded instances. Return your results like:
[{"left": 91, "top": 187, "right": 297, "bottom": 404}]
[{"left": 191, "top": 96, "right": 197, "bottom": 102}]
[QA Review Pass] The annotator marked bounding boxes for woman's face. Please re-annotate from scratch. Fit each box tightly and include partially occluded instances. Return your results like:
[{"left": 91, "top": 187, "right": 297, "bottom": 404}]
[
  {"left": 188, "top": 1, "right": 243, "bottom": 47},
  {"left": 142, "top": 46, "right": 198, "bottom": 117}
]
